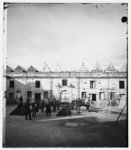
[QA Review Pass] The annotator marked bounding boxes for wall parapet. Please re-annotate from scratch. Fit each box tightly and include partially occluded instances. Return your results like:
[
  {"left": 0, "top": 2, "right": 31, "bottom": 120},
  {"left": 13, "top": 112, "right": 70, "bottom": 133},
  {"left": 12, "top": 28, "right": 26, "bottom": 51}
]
[{"left": 4, "top": 71, "right": 127, "bottom": 79}]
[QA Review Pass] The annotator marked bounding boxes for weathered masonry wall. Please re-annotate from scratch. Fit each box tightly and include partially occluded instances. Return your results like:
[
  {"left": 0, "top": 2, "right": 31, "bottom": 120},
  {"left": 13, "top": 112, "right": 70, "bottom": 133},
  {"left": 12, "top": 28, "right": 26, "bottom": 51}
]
[{"left": 5, "top": 71, "right": 127, "bottom": 104}]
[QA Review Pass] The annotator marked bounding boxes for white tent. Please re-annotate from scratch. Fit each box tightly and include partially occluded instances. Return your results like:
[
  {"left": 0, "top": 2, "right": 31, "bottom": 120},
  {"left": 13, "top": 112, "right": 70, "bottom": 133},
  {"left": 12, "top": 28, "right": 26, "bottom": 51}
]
[
  {"left": 119, "top": 63, "right": 127, "bottom": 72},
  {"left": 78, "top": 62, "right": 89, "bottom": 72},
  {"left": 105, "top": 63, "right": 116, "bottom": 72},
  {"left": 91, "top": 62, "right": 103, "bottom": 72}
]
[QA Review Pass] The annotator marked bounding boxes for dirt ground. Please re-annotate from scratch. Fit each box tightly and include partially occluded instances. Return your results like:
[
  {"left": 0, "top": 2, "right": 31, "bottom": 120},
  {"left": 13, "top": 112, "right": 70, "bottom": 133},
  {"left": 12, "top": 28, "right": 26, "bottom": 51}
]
[{"left": 4, "top": 105, "right": 127, "bottom": 147}]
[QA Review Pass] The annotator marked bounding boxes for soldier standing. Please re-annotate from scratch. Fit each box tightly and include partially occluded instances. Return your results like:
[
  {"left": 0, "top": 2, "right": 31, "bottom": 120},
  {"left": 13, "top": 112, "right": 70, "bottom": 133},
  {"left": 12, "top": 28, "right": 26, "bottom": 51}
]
[
  {"left": 46, "top": 99, "right": 51, "bottom": 116},
  {"left": 32, "top": 102, "right": 37, "bottom": 117},
  {"left": 57, "top": 100, "right": 60, "bottom": 110},
  {"left": 41, "top": 100, "right": 45, "bottom": 112},
  {"left": 24, "top": 99, "right": 32, "bottom": 120},
  {"left": 53, "top": 99, "right": 57, "bottom": 112}
]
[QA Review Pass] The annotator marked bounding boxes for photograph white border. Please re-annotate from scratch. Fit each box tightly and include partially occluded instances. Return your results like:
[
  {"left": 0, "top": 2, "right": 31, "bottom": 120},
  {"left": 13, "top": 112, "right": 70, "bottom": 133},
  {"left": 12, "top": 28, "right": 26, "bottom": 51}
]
[{"left": 0, "top": 0, "right": 130, "bottom": 149}]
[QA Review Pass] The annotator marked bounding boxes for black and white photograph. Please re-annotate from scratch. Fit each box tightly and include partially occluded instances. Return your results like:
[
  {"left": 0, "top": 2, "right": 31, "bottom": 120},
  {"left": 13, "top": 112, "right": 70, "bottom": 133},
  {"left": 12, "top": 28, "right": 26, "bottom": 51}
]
[{"left": 2, "top": 2, "right": 128, "bottom": 148}]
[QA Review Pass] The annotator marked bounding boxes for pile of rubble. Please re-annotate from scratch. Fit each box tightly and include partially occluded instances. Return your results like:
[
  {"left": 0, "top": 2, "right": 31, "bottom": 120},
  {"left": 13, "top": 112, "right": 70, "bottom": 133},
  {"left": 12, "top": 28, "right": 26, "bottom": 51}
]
[
  {"left": 56, "top": 103, "right": 74, "bottom": 116},
  {"left": 10, "top": 104, "right": 25, "bottom": 116}
]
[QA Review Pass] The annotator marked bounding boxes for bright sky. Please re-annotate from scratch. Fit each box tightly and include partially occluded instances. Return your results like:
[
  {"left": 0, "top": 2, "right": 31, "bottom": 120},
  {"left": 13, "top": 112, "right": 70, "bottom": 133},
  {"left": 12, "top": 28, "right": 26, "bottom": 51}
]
[{"left": 7, "top": 3, "right": 127, "bottom": 71}]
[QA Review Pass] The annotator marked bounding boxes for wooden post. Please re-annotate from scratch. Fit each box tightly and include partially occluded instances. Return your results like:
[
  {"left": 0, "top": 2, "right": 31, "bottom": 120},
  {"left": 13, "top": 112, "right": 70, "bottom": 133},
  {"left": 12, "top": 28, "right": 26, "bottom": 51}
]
[{"left": 114, "top": 104, "right": 126, "bottom": 127}]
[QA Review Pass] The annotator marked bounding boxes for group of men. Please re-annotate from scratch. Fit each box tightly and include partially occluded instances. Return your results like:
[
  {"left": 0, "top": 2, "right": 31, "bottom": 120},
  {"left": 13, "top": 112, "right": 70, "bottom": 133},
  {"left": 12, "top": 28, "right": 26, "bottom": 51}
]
[
  {"left": 19, "top": 96, "right": 90, "bottom": 120},
  {"left": 24, "top": 98, "right": 60, "bottom": 120},
  {"left": 72, "top": 97, "right": 91, "bottom": 111}
]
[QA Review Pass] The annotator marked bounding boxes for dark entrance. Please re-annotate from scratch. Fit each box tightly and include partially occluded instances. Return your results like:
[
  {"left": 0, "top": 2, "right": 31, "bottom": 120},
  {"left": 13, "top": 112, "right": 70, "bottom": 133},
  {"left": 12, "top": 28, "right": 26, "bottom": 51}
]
[
  {"left": 92, "top": 94, "right": 96, "bottom": 101},
  {"left": 35, "top": 93, "right": 41, "bottom": 103},
  {"left": 9, "top": 93, "right": 14, "bottom": 103},
  {"left": 27, "top": 91, "right": 32, "bottom": 99},
  {"left": 44, "top": 91, "right": 49, "bottom": 99}
]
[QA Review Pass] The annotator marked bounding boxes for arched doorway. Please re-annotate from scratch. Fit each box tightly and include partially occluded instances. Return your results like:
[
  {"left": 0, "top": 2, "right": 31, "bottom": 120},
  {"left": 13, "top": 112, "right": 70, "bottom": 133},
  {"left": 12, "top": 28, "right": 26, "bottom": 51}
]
[{"left": 60, "top": 90, "right": 70, "bottom": 103}]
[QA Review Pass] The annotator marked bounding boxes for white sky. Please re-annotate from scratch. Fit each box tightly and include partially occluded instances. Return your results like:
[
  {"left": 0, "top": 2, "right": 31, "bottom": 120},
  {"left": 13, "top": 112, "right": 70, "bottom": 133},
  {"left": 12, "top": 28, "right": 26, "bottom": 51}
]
[{"left": 7, "top": 3, "right": 127, "bottom": 71}]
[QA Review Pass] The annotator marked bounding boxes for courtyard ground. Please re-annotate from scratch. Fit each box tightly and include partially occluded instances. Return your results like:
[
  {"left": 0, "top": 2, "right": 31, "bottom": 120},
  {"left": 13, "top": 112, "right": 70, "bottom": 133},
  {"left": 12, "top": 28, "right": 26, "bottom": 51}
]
[{"left": 4, "top": 104, "right": 127, "bottom": 147}]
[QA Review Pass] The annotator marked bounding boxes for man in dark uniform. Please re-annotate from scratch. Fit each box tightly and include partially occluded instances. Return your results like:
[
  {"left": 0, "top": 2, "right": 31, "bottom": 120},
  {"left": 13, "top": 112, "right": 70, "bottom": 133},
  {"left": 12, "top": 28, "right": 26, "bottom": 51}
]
[
  {"left": 56, "top": 100, "right": 60, "bottom": 110},
  {"left": 46, "top": 99, "right": 51, "bottom": 116},
  {"left": 17, "top": 96, "right": 23, "bottom": 109},
  {"left": 24, "top": 99, "right": 32, "bottom": 120},
  {"left": 18, "top": 96, "right": 23, "bottom": 109},
  {"left": 19, "top": 96, "right": 23, "bottom": 105},
  {"left": 32, "top": 102, "right": 37, "bottom": 117},
  {"left": 41, "top": 100, "right": 45, "bottom": 112},
  {"left": 53, "top": 99, "right": 57, "bottom": 112}
]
